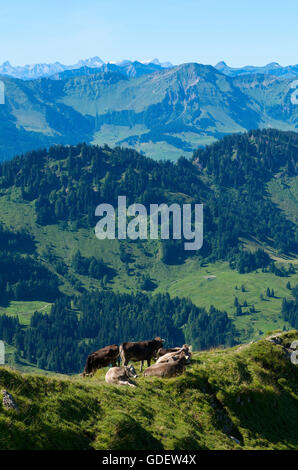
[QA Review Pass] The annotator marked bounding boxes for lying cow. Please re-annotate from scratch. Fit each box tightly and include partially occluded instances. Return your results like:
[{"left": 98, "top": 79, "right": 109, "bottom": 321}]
[
  {"left": 144, "top": 355, "right": 187, "bottom": 378},
  {"left": 105, "top": 365, "right": 138, "bottom": 387},
  {"left": 120, "top": 337, "right": 165, "bottom": 372},
  {"left": 82, "top": 344, "right": 120, "bottom": 376},
  {"left": 157, "top": 344, "right": 191, "bottom": 358},
  {"left": 155, "top": 347, "right": 191, "bottom": 365}
]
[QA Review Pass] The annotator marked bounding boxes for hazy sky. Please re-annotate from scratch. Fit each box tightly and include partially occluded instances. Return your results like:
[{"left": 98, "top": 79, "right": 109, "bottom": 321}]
[{"left": 1, "top": 0, "right": 297, "bottom": 67}]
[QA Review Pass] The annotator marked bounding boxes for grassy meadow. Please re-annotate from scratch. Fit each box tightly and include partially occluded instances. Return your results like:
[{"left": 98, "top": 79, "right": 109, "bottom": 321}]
[{"left": 0, "top": 331, "right": 297, "bottom": 450}]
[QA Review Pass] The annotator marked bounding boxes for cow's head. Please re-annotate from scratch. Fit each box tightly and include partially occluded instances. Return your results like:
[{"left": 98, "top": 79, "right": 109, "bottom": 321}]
[
  {"left": 125, "top": 365, "right": 138, "bottom": 378},
  {"left": 178, "top": 352, "right": 191, "bottom": 366},
  {"left": 181, "top": 345, "right": 191, "bottom": 358},
  {"left": 172, "top": 351, "right": 191, "bottom": 364},
  {"left": 184, "top": 353, "right": 191, "bottom": 365},
  {"left": 154, "top": 337, "right": 165, "bottom": 347}
]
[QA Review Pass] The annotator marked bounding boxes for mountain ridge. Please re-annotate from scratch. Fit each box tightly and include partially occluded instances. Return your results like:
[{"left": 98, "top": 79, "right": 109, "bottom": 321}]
[
  {"left": 215, "top": 61, "right": 298, "bottom": 78},
  {"left": 1, "top": 56, "right": 298, "bottom": 80},
  {"left": 1, "top": 62, "right": 297, "bottom": 161},
  {"left": 0, "top": 57, "right": 173, "bottom": 80}
]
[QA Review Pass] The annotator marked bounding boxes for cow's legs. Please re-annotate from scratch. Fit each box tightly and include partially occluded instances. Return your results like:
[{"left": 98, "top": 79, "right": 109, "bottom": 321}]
[
  {"left": 147, "top": 358, "right": 151, "bottom": 367},
  {"left": 140, "top": 360, "right": 144, "bottom": 372},
  {"left": 118, "top": 380, "right": 136, "bottom": 387}
]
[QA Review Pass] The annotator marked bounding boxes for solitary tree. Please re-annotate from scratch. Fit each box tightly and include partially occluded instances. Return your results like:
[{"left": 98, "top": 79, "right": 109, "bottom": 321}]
[{"left": 266, "top": 287, "right": 271, "bottom": 297}]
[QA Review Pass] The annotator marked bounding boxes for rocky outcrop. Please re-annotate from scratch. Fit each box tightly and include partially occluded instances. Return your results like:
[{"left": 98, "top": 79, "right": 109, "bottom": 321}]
[{"left": 2, "top": 390, "right": 19, "bottom": 412}]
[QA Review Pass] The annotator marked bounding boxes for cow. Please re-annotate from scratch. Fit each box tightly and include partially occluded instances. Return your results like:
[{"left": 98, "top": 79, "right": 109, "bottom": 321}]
[
  {"left": 144, "top": 355, "right": 187, "bottom": 378},
  {"left": 119, "top": 337, "right": 165, "bottom": 372},
  {"left": 157, "top": 344, "right": 191, "bottom": 359},
  {"left": 155, "top": 347, "right": 191, "bottom": 365},
  {"left": 82, "top": 344, "right": 120, "bottom": 376},
  {"left": 105, "top": 365, "right": 138, "bottom": 387}
]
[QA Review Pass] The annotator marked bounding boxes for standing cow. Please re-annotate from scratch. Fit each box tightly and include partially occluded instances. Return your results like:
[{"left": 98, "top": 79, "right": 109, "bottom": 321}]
[
  {"left": 105, "top": 365, "right": 138, "bottom": 387},
  {"left": 82, "top": 344, "right": 120, "bottom": 376},
  {"left": 119, "top": 337, "right": 165, "bottom": 372}
]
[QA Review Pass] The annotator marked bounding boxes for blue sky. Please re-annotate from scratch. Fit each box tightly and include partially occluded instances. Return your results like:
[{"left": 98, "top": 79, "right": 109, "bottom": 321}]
[{"left": 1, "top": 0, "right": 297, "bottom": 67}]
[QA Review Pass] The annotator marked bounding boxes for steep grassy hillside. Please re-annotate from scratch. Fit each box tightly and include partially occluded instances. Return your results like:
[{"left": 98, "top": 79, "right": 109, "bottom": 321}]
[
  {"left": 156, "top": 261, "right": 298, "bottom": 342},
  {"left": 0, "top": 331, "right": 297, "bottom": 450}
]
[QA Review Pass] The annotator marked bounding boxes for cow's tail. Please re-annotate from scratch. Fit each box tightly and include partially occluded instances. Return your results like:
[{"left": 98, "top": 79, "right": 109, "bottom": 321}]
[{"left": 119, "top": 343, "right": 126, "bottom": 365}]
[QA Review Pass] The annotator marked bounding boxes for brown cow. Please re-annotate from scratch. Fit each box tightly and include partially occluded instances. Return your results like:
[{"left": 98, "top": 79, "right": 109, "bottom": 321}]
[
  {"left": 144, "top": 355, "right": 187, "bottom": 378},
  {"left": 119, "top": 337, "right": 165, "bottom": 372},
  {"left": 82, "top": 344, "right": 120, "bottom": 376}
]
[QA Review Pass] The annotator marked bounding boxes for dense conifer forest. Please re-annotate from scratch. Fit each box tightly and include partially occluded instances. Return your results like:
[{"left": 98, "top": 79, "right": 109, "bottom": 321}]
[{"left": 0, "top": 292, "right": 235, "bottom": 373}]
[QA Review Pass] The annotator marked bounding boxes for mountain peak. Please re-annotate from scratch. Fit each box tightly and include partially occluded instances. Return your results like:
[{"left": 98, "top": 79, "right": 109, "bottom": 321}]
[
  {"left": 140, "top": 58, "right": 173, "bottom": 68},
  {"left": 141, "top": 58, "right": 160, "bottom": 65},
  {"left": 149, "top": 58, "right": 161, "bottom": 65},
  {"left": 266, "top": 62, "right": 280, "bottom": 67},
  {"left": 175, "top": 62, "right": 216, "bottom": 74},
  {"left": 76, "top": 56, "right": 105, "bottom": 67}
]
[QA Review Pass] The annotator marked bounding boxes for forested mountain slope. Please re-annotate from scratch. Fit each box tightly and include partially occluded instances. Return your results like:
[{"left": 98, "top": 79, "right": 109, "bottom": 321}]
[{"left": 0, "top": 129, "right": 297, "bottom": 373}]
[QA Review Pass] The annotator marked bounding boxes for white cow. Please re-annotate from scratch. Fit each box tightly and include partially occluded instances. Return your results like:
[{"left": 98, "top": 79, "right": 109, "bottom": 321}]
[
  {"left": 155, "top": 347, "right": 191, "bottom": 365},
  {"left": 105, "top": 365, "right": 138, "bottom": 387}
]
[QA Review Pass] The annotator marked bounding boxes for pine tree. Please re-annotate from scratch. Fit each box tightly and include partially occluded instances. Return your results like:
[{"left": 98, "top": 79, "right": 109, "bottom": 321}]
[
  {"left": 236, "top": 305, "right": 242, "bottom": 316},
  {"left": 266, "top": 287, "right": 271, "bottom": 297}
]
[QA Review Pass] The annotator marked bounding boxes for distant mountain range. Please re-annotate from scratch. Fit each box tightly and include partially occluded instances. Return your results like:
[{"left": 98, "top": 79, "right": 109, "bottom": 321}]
[
  {"left": 1, "top": 56, "right": 298, "bottom": 80},
  {"left": 0, "top": 57, "right": 173, "bottom": 80},
  {"left": 0, "top": 61, "right": 297, "bottom": 161},
  {"left": 214, "top": 61, "right": 298, "bottom": 78}
]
